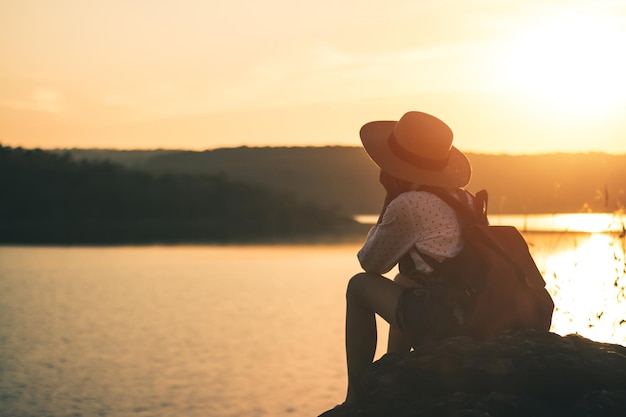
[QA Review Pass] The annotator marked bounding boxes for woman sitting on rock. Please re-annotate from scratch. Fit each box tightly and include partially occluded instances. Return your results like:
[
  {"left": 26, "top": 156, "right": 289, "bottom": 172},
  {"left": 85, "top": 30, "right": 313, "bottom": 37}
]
[{"left": 344, "top": 111, "right": 473, "bottom": 403}]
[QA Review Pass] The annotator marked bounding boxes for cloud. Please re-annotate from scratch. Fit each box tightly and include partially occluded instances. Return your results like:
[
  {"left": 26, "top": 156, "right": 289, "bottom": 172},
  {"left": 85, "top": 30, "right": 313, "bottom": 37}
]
[
  {"left": 205, "top": 40, "right": 504, "bottom": 112},
  {"left": 2, "top": 88, "right": 66, "bottom": 114}
]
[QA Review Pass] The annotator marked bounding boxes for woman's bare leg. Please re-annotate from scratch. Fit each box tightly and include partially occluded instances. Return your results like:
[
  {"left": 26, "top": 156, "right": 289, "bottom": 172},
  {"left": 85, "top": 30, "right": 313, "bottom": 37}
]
[
  {"left": 344, "top": 272, "right": 404, "bottom": 403},
  {"left": 387, "top": 274, "right": 420, "bottom": 353}
]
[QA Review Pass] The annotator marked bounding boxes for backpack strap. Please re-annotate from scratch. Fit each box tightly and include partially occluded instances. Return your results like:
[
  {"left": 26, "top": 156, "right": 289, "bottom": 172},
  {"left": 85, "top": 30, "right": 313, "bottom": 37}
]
[
  {"left": 418, "top": 186, "right": 489, "bottom": 227},
  {"left": 474, "top": 190, "right": 488, "bottom": 222}
]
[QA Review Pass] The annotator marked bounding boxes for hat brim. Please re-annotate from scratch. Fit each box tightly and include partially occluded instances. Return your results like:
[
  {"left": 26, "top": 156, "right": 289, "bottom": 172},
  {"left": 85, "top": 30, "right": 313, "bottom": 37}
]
[{"left": 360, "top": 120, "right": 471, "bottom": 188}]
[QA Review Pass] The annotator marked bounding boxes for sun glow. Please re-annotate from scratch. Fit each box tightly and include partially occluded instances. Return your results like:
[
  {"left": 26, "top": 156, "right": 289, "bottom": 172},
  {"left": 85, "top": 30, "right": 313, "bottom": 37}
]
[
  {"left": 451, "top": 213, "right": 626, "bottom": 233},
  {"left": 543, "top": 233, "right": 626, "bottom": 344},
  {"left": 501, "top": 11, "right": 626, "bottom": 120}
]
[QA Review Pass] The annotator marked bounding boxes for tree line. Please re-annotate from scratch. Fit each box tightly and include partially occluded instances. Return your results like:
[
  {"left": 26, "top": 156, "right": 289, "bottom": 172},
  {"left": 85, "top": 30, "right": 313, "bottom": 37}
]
[
  {"left": 0, "top": 146, "right": 361, "bottom": 244},
  {"left": 62, "top": 147, "right": 626, "bottom": 215}
]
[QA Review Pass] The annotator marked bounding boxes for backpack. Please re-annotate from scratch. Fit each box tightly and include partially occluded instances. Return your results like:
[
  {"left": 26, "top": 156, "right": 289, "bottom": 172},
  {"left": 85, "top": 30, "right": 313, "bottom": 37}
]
[{"left": 415, "top": 187, "right": 555, "bottom": 341}]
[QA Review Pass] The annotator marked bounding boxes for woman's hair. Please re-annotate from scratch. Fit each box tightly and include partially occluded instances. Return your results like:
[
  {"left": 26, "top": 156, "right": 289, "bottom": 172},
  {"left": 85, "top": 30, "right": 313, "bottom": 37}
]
[{"left": 380, "top": 170, "right": 419, "bottom": 193}]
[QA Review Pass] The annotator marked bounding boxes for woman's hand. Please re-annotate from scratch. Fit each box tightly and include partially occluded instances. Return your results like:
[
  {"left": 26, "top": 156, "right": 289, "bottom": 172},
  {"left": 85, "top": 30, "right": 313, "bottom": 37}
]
[{"left": 379, "top": 171, "right": 410, "bottom": 201}]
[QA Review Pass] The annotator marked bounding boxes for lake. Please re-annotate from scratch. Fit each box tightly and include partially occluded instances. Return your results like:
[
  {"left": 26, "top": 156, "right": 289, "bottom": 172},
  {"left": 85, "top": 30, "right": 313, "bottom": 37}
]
[{"left": 1, "top": 222, "right": 625, "bottom": 417}]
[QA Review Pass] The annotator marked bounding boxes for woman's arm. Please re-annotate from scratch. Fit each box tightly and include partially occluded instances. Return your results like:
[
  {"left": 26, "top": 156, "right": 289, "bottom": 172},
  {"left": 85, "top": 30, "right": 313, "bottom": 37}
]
[{"left": 357, "top": 195, "right": 418, "bottom": 274}]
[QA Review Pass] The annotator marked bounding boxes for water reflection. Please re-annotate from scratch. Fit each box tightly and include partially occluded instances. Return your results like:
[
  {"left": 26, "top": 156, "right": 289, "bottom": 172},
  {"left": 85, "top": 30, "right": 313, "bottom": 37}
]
[
  {"left": 356, "top": 212, "right": 626, "bottom": 233},
  {"left": 529, "top": 232, "right": 626, "bottom": 344},
  {"left": 491, "top": 212, "right": 626, "bottom": 233}
]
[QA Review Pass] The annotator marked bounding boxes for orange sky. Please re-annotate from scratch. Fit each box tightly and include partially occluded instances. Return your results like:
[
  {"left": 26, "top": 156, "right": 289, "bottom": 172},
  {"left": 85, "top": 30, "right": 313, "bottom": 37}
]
[{"left": 2, "top": 0, "right": 626, "bottom": 153}]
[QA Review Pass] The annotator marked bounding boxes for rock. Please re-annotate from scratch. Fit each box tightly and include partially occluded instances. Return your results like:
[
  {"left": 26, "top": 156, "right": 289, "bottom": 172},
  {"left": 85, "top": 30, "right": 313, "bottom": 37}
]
[{"left": 319, "top": 330, "right": 626, "bottom": 417}]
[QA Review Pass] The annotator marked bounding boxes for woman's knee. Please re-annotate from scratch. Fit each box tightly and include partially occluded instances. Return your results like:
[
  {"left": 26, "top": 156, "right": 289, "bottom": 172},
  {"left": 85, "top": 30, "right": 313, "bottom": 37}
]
[
  {"left": 346, "top": 272, "right": 378, "bottom": 301},
  {"left": 346, "top": 272, "right": 403, "bottom": 327}
]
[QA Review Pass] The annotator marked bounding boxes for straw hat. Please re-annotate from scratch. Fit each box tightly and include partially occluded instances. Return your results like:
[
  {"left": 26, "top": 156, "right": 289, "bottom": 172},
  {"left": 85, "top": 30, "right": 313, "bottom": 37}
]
[{"left": 360, "top": 111, "right": 471, "bottom": 188}]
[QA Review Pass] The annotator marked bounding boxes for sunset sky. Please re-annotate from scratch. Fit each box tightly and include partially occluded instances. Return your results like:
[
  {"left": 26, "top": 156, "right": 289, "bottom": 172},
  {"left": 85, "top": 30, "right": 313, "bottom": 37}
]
[{"left": 2, "top": 0, "right": 626, "bottom": 153}]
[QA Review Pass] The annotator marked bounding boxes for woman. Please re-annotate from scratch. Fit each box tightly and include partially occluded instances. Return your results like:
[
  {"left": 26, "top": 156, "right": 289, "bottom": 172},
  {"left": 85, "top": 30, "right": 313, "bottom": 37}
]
[{"left": 344, "top": 111, "right": 473, "bottom": 402}]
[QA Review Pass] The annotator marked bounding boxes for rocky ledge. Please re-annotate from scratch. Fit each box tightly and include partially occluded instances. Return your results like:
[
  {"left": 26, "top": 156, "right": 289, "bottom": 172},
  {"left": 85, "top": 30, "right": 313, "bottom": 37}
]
[{"left": 319, "top": 330, "right": 626, "bottom": 417}]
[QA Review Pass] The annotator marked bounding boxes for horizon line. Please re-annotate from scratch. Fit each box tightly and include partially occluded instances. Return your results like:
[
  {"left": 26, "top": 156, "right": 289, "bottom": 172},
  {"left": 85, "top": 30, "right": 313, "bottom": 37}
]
[{"left": 3, "top": 143, "right": 626, "bottom": 157}]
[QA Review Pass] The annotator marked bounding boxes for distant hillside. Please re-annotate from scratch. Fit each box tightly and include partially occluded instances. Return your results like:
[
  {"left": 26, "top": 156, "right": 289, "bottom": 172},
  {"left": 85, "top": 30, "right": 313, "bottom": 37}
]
[
  {"left": 61, "top": 147, "right": 626, "bottom": 215},
  {"left": 1, "top": 146, "right": 360, "bottom": 244},
  {"left": 61, "top": 147, "right": 381, "bottom": 215}
]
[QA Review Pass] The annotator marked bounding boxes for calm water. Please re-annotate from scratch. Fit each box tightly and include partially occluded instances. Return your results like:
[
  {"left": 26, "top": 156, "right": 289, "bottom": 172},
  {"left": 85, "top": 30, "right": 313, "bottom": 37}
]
[{"left": 1, "top": 230, "right": 625, "bottom": 417}]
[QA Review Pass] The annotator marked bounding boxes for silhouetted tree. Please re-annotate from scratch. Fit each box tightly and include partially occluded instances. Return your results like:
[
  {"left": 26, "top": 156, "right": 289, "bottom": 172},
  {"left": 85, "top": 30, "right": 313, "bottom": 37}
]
[{"left": 0, "top": 145, "right": 356, "bottom": 243}]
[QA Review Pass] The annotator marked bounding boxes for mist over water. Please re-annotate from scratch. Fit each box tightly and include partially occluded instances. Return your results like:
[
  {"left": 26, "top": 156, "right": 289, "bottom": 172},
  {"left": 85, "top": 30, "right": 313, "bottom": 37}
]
[{"left": 1, "top": 226, "right": 624, "bottom": 417}]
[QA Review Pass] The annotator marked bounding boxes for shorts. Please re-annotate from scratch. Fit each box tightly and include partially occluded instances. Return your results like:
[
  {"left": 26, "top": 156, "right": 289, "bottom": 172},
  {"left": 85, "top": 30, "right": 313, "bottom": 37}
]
[{"left": 395, "top": 273, "right": 463, "bottom": 347}]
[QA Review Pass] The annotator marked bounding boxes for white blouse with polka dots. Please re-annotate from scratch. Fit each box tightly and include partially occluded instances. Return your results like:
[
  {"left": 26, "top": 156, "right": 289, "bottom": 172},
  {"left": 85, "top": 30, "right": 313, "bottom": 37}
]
[{"left": 357, "top": 190, "right": 464, "bottom": 275}]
